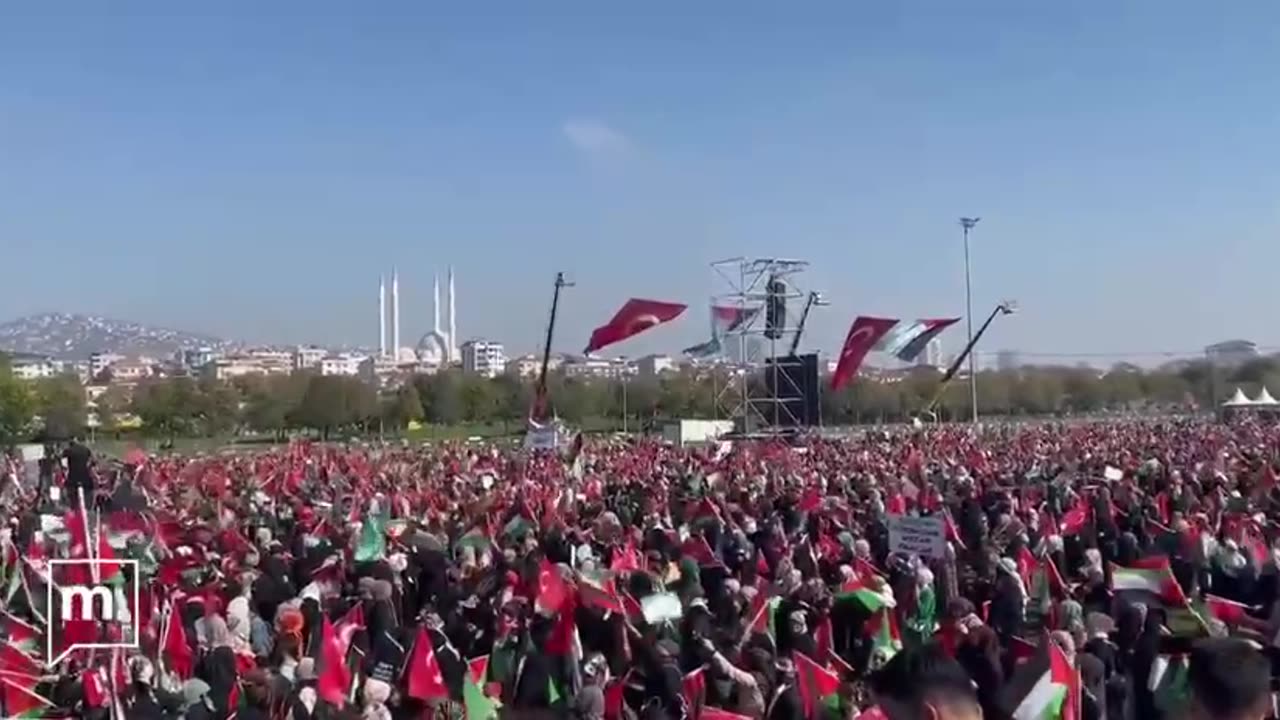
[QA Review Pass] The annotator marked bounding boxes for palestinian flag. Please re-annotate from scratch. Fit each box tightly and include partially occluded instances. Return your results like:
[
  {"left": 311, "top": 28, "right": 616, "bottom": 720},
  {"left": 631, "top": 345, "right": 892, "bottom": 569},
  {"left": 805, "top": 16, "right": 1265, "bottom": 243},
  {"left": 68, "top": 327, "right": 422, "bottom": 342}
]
[
  {"left": 1109, "top": 563, "right": 1173, "bottom": 595},
  {"left": 503, "top": 514, "right": 534, "bottom": 540},
  {"left": 0, "top": 613, "right": 40, "bottom": 657},
  {"left": 793, "top": 651, "right": 840, "bottom": 720},
  {"left": 1001, "top": 640, "right": 1079, "bottom": 720},
  {"left": 0, "top": 642, "right": 42, "bottom": 676},
  {"left": 1, "top": 675, "right": 54, "bottom": 718},
  {"left": 96, "top": 533, "right": 125, "bottom": 588},
  {"left": 1199, "top": 595, "right": 1253, "bottom": 626},
  {"left": 873, "top": 318, "right": 961, "bottom": 363},
  {"left": 866, "top": 609, "right": 902, "bottom": 665},
  {"left": 455, "top": 528, "right": 491, "bottom": 554},
  {"left": 684, "top": 305, "right": 758, "bottom": 358},
  {"left": 1115, "top": 567, "right": 1208, "bottom": 638},
  {"left": 836, "top": 583, "right": 896, "bottom": 614},
  {"left": 464, "top": 656, "right": 501, "bottom": 720},
  {"left": 1148, "top": 654, "right": 1190, "bottom": 716}
]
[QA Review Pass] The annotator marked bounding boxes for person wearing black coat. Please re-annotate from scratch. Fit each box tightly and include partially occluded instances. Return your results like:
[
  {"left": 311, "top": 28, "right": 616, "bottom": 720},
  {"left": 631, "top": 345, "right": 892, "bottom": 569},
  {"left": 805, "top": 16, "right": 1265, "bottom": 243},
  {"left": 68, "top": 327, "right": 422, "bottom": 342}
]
[
  {"left": 765, "top": 659, "right": 803, "bottom": 720},
  {"left": 1077, "top": 651, "right": 1108, "bottom": 720}
]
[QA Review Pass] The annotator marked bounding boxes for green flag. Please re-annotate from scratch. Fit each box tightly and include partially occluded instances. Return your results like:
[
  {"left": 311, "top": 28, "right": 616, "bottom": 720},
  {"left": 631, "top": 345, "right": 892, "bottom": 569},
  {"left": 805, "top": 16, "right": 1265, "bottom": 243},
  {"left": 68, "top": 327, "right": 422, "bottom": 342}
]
[
  {"left": 354, "top": 504, "right": 388, "bottom": 563},
  {"left": 464, "top": 656, "right": 501, "bottom": 720}
]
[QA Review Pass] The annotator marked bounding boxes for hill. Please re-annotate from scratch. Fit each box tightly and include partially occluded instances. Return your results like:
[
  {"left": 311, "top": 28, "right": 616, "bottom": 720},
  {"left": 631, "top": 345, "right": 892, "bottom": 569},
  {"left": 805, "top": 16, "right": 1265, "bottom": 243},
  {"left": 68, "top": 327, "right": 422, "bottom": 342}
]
[{"left": 0, "top": 312, "right": 230, "bottom": 360}]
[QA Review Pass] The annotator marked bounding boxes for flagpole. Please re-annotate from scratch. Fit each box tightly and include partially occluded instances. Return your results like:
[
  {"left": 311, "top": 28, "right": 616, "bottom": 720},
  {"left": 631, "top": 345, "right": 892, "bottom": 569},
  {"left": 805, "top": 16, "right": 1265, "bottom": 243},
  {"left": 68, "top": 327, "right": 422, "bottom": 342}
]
[{"left": 959, "top": 217, "right": 980, "bottom": 423}]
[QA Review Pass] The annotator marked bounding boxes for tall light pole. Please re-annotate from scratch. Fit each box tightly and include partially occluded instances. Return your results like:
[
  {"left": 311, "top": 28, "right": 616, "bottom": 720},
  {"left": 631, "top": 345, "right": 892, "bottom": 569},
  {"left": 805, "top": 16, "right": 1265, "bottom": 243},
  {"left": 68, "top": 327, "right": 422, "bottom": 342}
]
[{"left": 960, "top": 217, "right": 981, "bottom": 422}]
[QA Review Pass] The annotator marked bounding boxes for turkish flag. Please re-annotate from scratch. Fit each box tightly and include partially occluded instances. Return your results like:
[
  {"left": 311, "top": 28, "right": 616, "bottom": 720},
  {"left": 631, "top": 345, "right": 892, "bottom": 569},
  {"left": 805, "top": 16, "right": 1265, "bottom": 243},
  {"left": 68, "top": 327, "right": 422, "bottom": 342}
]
[
  {"left": 830, "top": 316, "right": 898, "bottom": 390},
  {"left": 585, "top": 298, "right": 687, "bottom": 354},
  {"left": 316, "top": 616, "right": 352, "bottom": 707},
  {"left": 535, "top": 559, "right": 570, "bottom": 615},
  {"left": 162, "top": 604, "right": 195, "bottom": 679},
  {"left": 404, "top": 628, "right": 449, "bottom": 701}
]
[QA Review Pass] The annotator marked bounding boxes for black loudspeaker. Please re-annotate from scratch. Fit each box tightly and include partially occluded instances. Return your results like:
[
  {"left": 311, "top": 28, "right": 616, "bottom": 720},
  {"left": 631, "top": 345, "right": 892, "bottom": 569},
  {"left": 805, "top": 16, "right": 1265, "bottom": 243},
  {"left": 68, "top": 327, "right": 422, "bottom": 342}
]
[
  {"left": 764, "top": 276, "right": 787, "bottom": 340},
  {"left": 764, "top": 353, "right": 820, "bottom": 427}
]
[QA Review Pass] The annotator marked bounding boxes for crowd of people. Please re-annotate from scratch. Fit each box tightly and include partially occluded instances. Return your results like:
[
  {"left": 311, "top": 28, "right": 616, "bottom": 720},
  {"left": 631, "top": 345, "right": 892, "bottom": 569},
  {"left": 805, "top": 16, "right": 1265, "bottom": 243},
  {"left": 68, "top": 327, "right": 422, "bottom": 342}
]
[{"left": 2, "top": 418, "right": 1280, "bottom": 720}]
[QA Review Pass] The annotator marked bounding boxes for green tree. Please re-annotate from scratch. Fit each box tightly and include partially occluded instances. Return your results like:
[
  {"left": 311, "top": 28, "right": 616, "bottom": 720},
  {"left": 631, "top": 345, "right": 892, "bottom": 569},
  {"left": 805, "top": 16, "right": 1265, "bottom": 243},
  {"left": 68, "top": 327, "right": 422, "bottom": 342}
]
[
  {"left": 416, "top": 372, "right": 463, "bottom": 425},
  {"left": 134, "top": 376, "right": 209, "bottom": 439},
  {"left": 1101, "top": 365, "right": 1144, "bottom": 408},
  {"left": 623, "top": 378, "right": 661, "bottom": 427},
  {"left": 93, "top": 384, "right": 131, "bottom": 435},
  {"left": 381, "top": 382, "right": 425, "bottom": 432},
  {"left": 459, "top": 376, "right": 497, "bottom": 424},
  {"left": 34, "top": 375, "right": 87, "bottom": 440},
  {"left": 345, "top": 378, "right": 378, "bottom": 432},
  {"left": 491, "top": 374, "right": 532, "bottom": 431},
  {"left": 196, "top": 378, "right": 241, "bottom": 436},
  {"left": 0, "top": 360, "right": 35, "bottom": 443},
  {"left": 1062, "top": 368, "right": 1104, "bottom": 412},
  {"left": 293, "top": 375, "right": 352, "bottom": 439}
]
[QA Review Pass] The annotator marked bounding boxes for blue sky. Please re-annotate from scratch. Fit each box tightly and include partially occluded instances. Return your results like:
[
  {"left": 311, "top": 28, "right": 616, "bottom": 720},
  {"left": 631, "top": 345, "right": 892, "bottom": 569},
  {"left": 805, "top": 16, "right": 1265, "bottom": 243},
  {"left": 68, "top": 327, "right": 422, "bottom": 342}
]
[{"left": 2, "top": 2, "right": 1278, "bottom": 363}]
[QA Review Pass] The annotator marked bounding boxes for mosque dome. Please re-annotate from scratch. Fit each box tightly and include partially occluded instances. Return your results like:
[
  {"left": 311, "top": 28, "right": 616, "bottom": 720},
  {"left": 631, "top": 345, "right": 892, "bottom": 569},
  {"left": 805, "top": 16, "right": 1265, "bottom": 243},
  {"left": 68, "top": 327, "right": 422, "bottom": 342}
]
[{"left": 416, "top": 331, "right": 449, "bottom": 364}]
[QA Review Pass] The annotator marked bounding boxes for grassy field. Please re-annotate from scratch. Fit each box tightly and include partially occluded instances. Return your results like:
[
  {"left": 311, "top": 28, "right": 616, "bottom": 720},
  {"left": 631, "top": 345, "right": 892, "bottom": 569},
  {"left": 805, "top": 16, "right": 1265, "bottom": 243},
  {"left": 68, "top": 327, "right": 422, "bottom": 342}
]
[{"left": 87, "top": 416, "right": 626, "bottom": 458}]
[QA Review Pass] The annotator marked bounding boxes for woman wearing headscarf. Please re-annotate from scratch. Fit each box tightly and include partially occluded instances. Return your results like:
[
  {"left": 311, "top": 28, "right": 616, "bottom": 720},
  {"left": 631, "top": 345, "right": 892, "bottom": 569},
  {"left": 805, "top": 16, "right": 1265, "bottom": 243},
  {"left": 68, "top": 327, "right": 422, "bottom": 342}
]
[
  {"left": 988, "top": 557, "right": 1026, "bottom": 645},
  {"left": 953, "top": 622, "right": 1003, "bottom": 720},
  {"left": 123, "top": 657, "right": 180, "bottom": 720},
  {"left": 252, "top": 554, "right": 296, "bottom": 627},
  {"left": 235, "top": 669, "right": 274, "bottom": 720},
  {"left": 572, "top": 654, "right": 609, "bottom": 720},
  {"left": 904, "top": 565, "right": 937, "bottom": 648},
  {"left": 284, "top": 659, "right": 323, "bottom": 720},
  {"left": 359, "top": 678, "right": 392, "bottom": 720}
]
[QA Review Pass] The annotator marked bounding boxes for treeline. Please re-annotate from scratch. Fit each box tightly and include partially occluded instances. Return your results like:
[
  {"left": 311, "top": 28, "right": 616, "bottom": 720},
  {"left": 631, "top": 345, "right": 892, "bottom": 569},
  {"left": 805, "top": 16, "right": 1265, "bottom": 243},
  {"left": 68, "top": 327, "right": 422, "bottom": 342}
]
[{"left": 0, "top": 353, "right": 1276, "bottom": 442}]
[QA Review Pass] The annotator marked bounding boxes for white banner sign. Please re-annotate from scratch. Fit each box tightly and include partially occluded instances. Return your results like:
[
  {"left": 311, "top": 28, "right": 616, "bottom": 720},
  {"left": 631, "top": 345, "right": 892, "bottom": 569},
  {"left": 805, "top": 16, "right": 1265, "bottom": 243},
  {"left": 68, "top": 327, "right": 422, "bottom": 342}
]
[{"left": 888, "top": 514, "right": 945, "bottom": 559}]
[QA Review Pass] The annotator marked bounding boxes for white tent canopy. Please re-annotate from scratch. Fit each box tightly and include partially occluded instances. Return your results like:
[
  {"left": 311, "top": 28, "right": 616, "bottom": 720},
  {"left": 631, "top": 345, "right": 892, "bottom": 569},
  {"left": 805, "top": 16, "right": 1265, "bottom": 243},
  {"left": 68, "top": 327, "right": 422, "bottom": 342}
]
[
  {"left": 1255, "top": 387, "right": 1280, "bottom": 406},
  {"left": 1224, "top": 388, "right": 1253, "bottom": 407}
]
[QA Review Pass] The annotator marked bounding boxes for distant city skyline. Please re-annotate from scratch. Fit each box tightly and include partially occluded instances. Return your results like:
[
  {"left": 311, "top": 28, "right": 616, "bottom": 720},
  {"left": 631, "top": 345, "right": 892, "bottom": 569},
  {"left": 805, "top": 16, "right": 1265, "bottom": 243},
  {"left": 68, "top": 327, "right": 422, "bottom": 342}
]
[{"left": 3, "top": 4, "right": 1279, "bottom": 360}]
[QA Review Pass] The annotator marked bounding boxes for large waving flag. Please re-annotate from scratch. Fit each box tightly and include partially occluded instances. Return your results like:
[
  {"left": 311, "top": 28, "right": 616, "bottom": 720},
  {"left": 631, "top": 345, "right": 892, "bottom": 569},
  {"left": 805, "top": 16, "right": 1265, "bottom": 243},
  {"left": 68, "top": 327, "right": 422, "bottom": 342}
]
[
  {"left": 831, "top": 317, "right": 898, "bottom": 389},
  {"left": 874, "top": 318, "right": 961, "bottom": 362},
  {"left": 585, "top": 299, "right": 687, "bottom": 354},
  {"left": 684, "top": 305, "right": 759, "bottom": 358}
]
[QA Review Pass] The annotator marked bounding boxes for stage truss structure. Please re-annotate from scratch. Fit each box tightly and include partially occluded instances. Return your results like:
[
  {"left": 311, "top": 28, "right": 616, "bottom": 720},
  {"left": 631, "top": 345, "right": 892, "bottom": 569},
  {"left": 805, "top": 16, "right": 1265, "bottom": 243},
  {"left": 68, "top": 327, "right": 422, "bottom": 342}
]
[{"left": 709, "top": 256, "right": 815, "bottom": 435}]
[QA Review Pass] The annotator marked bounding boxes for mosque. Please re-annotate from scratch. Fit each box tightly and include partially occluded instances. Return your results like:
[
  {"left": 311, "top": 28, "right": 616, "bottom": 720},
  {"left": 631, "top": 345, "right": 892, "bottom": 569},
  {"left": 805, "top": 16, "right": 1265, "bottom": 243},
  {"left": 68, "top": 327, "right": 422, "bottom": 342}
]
[{"left": 377, "top": 268, "right": 459, "bottom": 366}]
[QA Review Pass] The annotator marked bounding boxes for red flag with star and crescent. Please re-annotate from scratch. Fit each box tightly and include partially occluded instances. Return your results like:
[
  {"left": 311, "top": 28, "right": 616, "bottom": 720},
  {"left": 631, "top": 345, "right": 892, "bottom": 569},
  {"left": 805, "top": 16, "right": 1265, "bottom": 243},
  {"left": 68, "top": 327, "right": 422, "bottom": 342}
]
[
  {"left": 831, "top": 316, "right": 899, "bottom": 390},
  {"left": 585, "top": 299, "right": 688, "bottom": 354},
  {"left": 536, "top": 559, "right": 570, "bottom": 615},
  {"left": 404, "top": 628, "right": 450, "bottom": 701}
]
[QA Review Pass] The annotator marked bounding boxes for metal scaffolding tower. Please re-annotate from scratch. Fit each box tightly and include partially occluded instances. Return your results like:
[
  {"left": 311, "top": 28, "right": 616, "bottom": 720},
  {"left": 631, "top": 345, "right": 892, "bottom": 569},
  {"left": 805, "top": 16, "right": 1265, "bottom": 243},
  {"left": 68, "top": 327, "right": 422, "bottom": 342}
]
[{"left": 709, "top": 256, "right": 813, "bottom": 435}]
